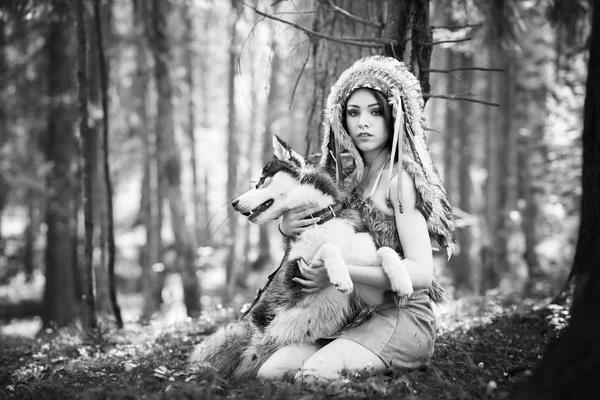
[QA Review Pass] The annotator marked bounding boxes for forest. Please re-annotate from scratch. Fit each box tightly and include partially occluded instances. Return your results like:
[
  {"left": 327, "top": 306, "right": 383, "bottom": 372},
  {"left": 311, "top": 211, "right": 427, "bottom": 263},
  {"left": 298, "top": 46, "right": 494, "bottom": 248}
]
[{"left": 0, "top": 0, "right": 598, "bottom": 399}]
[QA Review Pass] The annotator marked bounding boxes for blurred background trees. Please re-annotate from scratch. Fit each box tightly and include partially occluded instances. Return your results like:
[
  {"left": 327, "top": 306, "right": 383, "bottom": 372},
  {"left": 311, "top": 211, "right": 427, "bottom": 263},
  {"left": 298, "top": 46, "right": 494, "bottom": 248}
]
[{"left": 0, "top": 0, "right": 592, "bottom": 331}]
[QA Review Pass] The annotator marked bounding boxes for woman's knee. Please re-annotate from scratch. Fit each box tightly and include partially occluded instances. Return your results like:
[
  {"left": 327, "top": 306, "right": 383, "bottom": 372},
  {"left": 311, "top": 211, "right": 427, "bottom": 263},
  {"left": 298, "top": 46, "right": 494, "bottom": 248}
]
[
  {"left": 257, "top": 344, "right": 320, "bottom": 380},
  {"left": 293, "top": 339, "right": 386, "bottom": 381},
  {"left": 257, "top": 361, "right": 284, "bottom": 380},
  {"left": 293, "top": 368, "right": 333, "bottom": 385}
]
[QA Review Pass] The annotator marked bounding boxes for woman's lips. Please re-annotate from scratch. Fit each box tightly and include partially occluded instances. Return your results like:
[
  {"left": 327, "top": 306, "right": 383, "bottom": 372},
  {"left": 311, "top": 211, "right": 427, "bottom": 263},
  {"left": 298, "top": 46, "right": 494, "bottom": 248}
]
[{"left": 357, "top": 132, "right": 371, "bottom": 138}]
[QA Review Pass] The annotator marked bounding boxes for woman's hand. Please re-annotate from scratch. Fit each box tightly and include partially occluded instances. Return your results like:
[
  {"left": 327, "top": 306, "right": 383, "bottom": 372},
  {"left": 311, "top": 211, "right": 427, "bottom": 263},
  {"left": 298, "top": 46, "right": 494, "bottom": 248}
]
[
  {"left": 279, "top": 205, "right": 323, "bottom": 237},
  {"left": 292, "top": 259, "right": 331, "bottom": 293}
]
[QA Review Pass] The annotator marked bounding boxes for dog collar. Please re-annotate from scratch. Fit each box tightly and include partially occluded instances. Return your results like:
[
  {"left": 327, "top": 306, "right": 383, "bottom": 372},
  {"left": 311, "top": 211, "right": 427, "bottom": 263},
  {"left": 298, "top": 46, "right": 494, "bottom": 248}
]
[
  {"left": 240, "top": 202, "right": 344, "bottom": 321},
  {"left": 306, "top": 203, "right": 344, "bottom": 225}
]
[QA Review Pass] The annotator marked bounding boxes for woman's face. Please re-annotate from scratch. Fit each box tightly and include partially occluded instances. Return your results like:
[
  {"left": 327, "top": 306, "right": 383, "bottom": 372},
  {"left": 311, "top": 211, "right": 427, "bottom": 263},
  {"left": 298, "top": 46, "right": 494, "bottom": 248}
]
[{"left": 345, "top": 88, "right": 390, "bottom": 155}]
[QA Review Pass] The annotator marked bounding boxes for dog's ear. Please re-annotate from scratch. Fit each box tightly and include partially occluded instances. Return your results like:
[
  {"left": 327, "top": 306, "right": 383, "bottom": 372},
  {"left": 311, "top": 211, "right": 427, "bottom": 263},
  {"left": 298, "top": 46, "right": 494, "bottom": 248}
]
[{"left": 272, "top": 135, "right": 305, "bottom": 168}]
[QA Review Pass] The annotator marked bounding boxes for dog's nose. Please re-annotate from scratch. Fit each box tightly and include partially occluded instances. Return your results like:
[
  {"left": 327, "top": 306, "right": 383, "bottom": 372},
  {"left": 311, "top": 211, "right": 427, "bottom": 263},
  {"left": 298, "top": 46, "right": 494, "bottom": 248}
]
[{"left": 232, "top": 199, "right": 239, "bottom": 208}]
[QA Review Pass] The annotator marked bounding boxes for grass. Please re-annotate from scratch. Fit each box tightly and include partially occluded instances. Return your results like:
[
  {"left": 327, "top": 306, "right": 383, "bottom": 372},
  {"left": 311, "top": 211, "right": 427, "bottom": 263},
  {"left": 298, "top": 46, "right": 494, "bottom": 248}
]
[{"left": 0, "top": 291, "right": 565, "bottom": 400}]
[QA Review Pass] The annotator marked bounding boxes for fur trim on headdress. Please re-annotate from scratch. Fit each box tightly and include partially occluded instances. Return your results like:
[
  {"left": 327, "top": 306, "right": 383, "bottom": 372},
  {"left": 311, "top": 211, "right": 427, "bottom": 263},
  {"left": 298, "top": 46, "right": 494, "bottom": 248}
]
[{"left": 319, "top": 55, "right": 456, "bottom": 257}]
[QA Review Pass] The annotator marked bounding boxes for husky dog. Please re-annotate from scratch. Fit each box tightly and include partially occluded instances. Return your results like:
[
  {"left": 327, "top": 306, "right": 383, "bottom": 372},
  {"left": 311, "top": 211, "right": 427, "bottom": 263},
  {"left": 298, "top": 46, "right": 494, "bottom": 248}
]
[{"left": 189, "top": 136, "right": 413, "bottom": 379}]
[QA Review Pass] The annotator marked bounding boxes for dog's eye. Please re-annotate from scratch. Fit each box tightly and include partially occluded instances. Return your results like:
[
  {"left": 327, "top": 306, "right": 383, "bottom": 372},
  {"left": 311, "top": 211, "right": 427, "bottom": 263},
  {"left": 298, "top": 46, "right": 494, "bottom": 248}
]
[{"left": 255, "top": 176, "right": 272, "bottom": 189}]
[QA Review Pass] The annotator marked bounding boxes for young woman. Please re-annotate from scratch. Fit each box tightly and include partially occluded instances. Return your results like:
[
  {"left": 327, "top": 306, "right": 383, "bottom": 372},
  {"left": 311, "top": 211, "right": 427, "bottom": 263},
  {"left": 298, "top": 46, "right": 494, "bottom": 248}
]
[{"left": 258, "top": 56, "right": 455, "bottom": 381}]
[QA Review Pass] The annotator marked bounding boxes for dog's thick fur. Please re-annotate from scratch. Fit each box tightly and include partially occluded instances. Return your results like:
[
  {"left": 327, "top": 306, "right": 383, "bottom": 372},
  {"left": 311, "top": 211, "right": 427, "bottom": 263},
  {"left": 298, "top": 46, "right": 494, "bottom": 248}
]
[{"left": 189, "top": 136, "right": 413, "bottom": 379}]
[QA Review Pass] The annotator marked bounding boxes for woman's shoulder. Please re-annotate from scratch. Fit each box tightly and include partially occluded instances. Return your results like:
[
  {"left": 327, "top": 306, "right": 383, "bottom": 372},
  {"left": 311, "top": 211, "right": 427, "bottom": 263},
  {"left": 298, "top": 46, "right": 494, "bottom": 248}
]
[{"left": 388, "top": 165, "right": 418, "bottom": 209}]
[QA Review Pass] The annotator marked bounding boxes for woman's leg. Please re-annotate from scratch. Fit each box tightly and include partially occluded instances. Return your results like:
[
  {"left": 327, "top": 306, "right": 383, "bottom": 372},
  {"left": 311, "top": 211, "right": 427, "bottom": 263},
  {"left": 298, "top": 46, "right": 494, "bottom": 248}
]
[
  {"left": 294, "top": 338, "right": 386, "bottom": 382},
  {"left": 257, "top": 344, "right": 321, "bottom": 380}
]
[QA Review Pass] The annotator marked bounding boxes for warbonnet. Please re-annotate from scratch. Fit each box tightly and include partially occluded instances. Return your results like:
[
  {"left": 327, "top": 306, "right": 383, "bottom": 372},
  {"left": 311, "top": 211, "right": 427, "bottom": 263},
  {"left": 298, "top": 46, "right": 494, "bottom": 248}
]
[{"left": 320, "top": 55, "right": 456, "bottom": 260}]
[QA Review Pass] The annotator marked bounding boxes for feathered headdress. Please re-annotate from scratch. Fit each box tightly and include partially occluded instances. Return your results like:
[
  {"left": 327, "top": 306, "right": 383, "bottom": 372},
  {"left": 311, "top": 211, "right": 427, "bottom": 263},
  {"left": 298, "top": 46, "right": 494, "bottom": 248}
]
[{"left": 319, "top": 55, "right": 456, "bottom": 258}]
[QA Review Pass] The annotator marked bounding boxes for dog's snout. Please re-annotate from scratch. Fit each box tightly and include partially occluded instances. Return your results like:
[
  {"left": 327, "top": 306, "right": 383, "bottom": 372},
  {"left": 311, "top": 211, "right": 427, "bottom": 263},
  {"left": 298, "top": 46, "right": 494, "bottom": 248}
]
[{"left": 232, "top": 199, "right": 239, "bottom": 209}]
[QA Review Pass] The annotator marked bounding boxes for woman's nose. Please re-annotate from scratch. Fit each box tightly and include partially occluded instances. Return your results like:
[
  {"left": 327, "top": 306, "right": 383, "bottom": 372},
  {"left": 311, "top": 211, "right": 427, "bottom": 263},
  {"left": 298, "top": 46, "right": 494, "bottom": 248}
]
[{"left": 358, "top": 115, "right": 370, "bottom": 128}]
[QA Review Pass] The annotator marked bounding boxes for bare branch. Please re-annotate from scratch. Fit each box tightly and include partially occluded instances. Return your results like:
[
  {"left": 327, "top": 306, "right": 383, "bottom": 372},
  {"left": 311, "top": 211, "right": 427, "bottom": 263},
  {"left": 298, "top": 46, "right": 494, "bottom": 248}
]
[
  {"left": 289, "top": 48, "right": 310, "bottom": 109},
  {"left": 326, "top": 36, "right": 395, "bottom": 44},
  {"left": 452, "top": 207, "right": 479, "bottom": 228},
  {"left": 244, "top": 3, "right": 394, "bottom": 48},
  {"left": 318, "top": 0, "right": 382, "bottom": 29},
  {"left": 427, "top": 37, "right": 473, "bottom": 46},
  {"left": 264, "top": 10, "right": 318, "bottom": 16},
  {"left": 430, "top": 23, "right": 482, "bottom": 30},
  {"left": 424, "top": 93, "right": 500, "bottom": 107},
  {"left": 425, "top": 67, "right": 506, "bottom": 73}
]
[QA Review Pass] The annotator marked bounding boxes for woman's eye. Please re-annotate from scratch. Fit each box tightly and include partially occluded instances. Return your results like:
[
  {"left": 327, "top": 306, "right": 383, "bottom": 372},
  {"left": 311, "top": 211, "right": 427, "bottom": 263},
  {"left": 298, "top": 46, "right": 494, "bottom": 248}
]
[
  {"left": 347, "top": 110, "right": 358, "bottom": 117},
  {"left": 372, "top": 108, "right": 381, "bottom": 116}
]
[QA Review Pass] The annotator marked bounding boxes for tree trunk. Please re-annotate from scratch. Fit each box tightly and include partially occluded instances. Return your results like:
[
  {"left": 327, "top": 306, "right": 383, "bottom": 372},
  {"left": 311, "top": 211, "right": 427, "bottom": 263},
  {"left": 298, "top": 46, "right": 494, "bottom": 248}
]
[
  {"left": 511, "top": 4, "right": 600, "bottom": 397},
  {"left": 196, "top": 6, "right": 212, "bottom": 246},
  {"left": 482, "top": 41, "right": 513, "bottom": 290},
  {"left": 94, "top": 0, "right": 122, "bottom": 327},
  {"left": 198, "top": 5, "right": 212, "bottom": 129},
  {"left": 182, "top": 1, "right": 203, "bottom": 249},
  {"left": 202, "top": 169, "right": 211, "bottom": 244},
  {"left": 0, "top": 18, "right": 6, "bottom": 250},
  {"left": 224, "top": 0, "right": 243, "bottom": 303},
  {"left": 568, "top": 3, "right": 600, "bottom": 290},
  {"left": 77, "top": 0, "right": 98, "bottom": 330},
  {"left": 43, "top": 1, "right": 79, "bottom": 329},
  {"left": 518, "top": 133, "right": 543, "bottom": 294},
  {"left": 133, "top": 0, "right": 162, "bottom": 320},
  {"left": 443, "top": 49, "right": 459, "bottom": 209},
  {"left": 450, "top": 52, "right": 481, "bottom": 296},
  {"left": 86, "top": 0, "right": 110, "bottom": 316},
  {"left": 514, "top": 7, "right": 552, "bottom": 294},
  {"left": 23, "top": 196, "right": 40, "bottom": 282},
  {"left": 148, "top": 0, "right": 200, "bottom": 317},
  {"left": 240, "top": 38, "right": 260, "bottom": 275},
  {"left": 303, "top": 0, "right": 433, "bottom": 151},
  {"left": 252, "top": 37, "right": 283, "bottom": 272},
  {"left": 305, "top": 0, "right": 379, "bottom": 154},
  {"left": 383, "top": 0, "right": 432, "bottom": 95}
]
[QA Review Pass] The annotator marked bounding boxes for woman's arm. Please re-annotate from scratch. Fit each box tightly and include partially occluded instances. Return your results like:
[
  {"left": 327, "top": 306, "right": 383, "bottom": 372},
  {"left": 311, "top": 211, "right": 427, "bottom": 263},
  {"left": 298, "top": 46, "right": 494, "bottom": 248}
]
[
  {"left": 319, "top": 169, "right": 435, "bottom": 291},
  {"left": 388, "top": 169, "right": 434, "bottom": 289},
  {"left": 293, "top": 259, "right": 394, "bottom": 292},
  {"left": 293, "top": 169, "right": 433, "bottom": 292},
  {"left": 346, "top": 264, "right": 392, "bottom": 290}
]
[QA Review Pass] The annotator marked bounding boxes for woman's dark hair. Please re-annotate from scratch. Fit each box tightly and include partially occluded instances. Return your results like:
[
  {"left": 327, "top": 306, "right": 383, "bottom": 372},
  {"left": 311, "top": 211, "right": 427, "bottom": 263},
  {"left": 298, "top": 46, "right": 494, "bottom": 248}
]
[{"left": 342, "top": 87, "right": 395, "bottom": 150}]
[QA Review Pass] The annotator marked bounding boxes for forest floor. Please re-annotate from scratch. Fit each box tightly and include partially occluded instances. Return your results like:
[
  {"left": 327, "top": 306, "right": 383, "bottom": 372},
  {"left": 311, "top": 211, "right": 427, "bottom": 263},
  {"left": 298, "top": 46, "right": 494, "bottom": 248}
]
[{"left": 0, "top": 290, "right": 568, "bottom": 400}]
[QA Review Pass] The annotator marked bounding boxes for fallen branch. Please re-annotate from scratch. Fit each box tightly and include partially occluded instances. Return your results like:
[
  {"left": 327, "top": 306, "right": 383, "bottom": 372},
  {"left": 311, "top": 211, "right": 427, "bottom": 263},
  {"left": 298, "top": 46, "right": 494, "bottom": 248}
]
[{"left": 424, "top": 93, "right": 500, "bottom": 107}]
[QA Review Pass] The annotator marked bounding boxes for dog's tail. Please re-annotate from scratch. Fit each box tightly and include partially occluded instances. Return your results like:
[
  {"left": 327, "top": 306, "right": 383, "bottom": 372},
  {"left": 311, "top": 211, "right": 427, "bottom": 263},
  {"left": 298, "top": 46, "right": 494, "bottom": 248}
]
[{"left": 189, "top": 319, "right": 253, "bottom": 377}]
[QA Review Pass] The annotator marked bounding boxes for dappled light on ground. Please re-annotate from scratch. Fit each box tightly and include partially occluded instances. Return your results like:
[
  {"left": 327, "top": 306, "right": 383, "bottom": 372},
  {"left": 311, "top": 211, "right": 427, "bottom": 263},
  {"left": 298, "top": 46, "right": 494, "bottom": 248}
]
[{"left": 0, "top": 291, "right": 562, "bottom": 400}]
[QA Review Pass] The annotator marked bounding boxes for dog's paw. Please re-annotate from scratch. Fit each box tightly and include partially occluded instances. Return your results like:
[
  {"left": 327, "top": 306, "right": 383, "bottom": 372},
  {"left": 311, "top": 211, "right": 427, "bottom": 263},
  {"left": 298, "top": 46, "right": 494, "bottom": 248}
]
[
  {"left": 333, "top": 278, "right": 353, "bottom": 294},
  {"left": 376, "top": 247, "right": 399, "bottom": 264},
  {"left": 328, "top": 270, "right": 353, "bottom": 293},
  {"left": 377, "top": 247, "right": 413, "bottom": 297}
]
